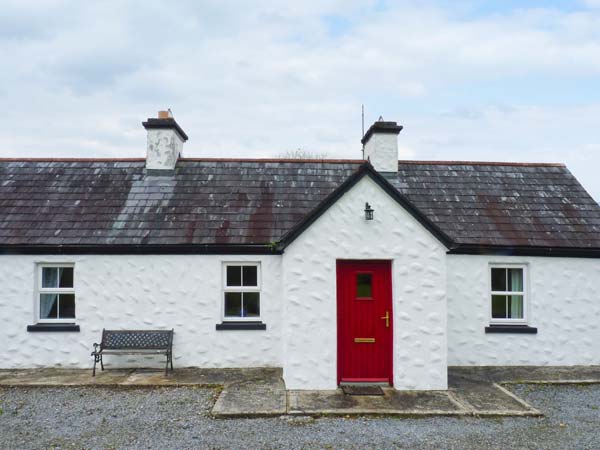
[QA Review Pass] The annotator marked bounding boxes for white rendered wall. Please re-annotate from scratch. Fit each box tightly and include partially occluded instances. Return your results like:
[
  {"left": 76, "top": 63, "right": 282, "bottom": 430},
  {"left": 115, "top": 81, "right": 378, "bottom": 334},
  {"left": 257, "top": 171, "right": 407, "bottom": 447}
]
[
  {"left": 0, "top": 255, "right": 282, "bottom": 369},
  {"left": 447, "top": 255, "right": 600, "bottom": 366},
  {"left": 283, "top": 176, "right": 448, "bottom": 390},
  {"left": 363, "top": 133, "right": 398, "bottom": 173},
  {"left": 146, "top": 128, "right": 184, "bottom": 170}
]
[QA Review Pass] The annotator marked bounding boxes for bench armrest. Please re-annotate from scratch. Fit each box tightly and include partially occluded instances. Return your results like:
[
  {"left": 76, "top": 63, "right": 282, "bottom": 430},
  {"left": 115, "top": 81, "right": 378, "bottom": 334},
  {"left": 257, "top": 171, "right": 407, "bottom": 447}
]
[{"left": 91, "top": 342, "right": 100, "bottom": 356}]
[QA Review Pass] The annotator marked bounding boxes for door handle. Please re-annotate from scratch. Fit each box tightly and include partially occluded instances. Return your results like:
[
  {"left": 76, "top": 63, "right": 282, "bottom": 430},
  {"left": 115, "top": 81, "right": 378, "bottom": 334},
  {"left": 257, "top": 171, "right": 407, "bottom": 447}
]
[{"left": 380, "top": 310, "right": 390, "bottom": 328}]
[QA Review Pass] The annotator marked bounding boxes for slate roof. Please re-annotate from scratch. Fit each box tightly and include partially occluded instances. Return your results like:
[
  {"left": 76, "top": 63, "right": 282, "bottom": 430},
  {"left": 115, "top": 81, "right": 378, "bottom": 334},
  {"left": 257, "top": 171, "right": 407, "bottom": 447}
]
[
  {"left": 392, "top": 161, "right": 600, "bottom": 249},
  {"left": 1, "top": 158, "right": 599, "bottom": 253},
  {"left": 0, "top": 159, "right": 361, "bottom": 248}
]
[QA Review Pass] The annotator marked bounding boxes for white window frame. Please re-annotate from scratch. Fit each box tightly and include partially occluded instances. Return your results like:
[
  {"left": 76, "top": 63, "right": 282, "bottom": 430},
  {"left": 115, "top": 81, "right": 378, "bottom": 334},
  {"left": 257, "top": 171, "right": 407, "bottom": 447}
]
[
  {"left": 36, "top": 263, "right": 76, "bottom": 324},
  {"left": 489, "top": 263, "right": 528, "bottom": 325},
  {"left": 222, "top": 262, "right": 261, "bottom": 322}
]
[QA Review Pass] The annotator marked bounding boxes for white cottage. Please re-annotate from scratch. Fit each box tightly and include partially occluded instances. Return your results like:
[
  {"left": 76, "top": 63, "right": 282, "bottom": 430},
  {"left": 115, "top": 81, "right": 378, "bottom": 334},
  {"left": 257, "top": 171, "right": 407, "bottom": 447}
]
[{"left": 1, "top": 111, "right": 599, "bottom": 391}]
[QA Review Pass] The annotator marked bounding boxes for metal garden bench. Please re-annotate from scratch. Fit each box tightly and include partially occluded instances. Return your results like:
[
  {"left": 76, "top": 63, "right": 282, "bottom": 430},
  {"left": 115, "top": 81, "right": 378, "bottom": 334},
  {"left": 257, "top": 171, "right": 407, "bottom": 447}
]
[{"left": 91, "top": 329, "right": 174, "bottom": 376}]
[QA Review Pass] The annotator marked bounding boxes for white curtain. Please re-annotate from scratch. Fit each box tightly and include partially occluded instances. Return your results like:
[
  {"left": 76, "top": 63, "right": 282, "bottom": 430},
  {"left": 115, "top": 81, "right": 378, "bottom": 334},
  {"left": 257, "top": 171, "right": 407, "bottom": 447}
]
[
  {"left": 509, "top": 269, "right": 523, "bottom": 319},
  {"left": 42, "top": 268, "right": 58, "bottom": 288},
  {"left": 40, "top": 294, "right": 58, "bottom": 319}
]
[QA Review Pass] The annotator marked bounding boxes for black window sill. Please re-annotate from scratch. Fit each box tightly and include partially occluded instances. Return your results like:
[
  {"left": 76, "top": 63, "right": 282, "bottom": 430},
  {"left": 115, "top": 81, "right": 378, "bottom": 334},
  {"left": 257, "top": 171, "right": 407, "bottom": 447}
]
[
  {"left": 215, "top": 321, "right": 266, "bottom": 331},
  {"left": 485, "top": 325, "right": 537, "bottom": 334},
  {"left": 27, "top": 324, "right": 80, "bottom": 332}
]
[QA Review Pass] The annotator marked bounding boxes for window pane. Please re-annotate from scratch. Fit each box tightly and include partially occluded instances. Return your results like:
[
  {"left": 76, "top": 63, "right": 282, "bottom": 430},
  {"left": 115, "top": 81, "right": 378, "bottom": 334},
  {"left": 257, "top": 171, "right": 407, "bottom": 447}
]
[
  {"left": 226, "top": 266, "right": 242, "bottom": 286},
  {"left": 40, "top": 294, "right": 59, "bottom": 319},
  {"left": 224, "top": 292, "right": 242, "bottom": 317},
  {"left": 508, "top": 295, "right": 524, "bottom": 319},
  {"left": 356, "top": 274, "right": 372, "bottom": 298},
  {"left": 491, "top": 268, "right": 506, "bottom": 292},
  {"left": 491, "top": 295, "right": 507, "bottom": 319},
  {"left": 58, "top": 294, "right": 76, "bottom": 319},
  {"left": 507, "top": 269, "right": 523, "bottom": 292},
  {"left": 42, "top": 268, "right": 58, "bottom": 288},
  {"left": 58, "top": 267, "right": 74, "bottom": 288},
  {"left": 243, "top": 292, "right": 260, "bottom": 317},
  {"left": 242, "top": 266, "right": 258, "bottom": 287}
]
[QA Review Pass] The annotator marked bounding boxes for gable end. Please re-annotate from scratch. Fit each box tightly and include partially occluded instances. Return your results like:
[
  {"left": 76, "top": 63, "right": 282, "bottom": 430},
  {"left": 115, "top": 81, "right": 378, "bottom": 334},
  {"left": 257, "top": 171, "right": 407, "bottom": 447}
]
[{"left": 278, "top": 163, "right": 455, "bottom": 250}]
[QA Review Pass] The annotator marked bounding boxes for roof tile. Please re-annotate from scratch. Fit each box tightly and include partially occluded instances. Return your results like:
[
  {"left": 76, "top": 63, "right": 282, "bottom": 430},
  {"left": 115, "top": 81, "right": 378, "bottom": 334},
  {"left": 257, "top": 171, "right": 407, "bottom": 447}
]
[{"left": 0, "top": 159, "right": 599, "bottom": 249}]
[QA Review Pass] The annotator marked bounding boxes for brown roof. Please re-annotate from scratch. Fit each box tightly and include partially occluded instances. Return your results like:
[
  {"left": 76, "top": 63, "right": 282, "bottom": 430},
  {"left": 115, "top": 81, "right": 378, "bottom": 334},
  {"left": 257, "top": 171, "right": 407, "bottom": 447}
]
[
  {"left": 1, "top": 158, "right": 599, "bottom": 254},
  {"left": 391, "top": 162, "right": 600, "bottom": 249}
]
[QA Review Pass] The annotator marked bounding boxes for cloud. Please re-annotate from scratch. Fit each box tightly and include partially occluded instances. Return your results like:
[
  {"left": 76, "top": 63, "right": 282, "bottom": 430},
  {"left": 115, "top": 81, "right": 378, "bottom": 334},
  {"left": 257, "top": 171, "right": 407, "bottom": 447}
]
[
  {"left": 399, "top": 103, "right": 600, "bottom": 200},
  {"left": 0, "top": 1, "right": 599, "bottom": 200},
  {"left": 582, "top": 0, "right": 600, "bottom": 7}
]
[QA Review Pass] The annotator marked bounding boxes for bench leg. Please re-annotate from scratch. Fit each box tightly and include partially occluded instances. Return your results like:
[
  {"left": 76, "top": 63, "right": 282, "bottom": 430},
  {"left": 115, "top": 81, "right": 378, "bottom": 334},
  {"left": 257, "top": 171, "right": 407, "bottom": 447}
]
[
  {"left": 92, "top": 356, "right": 96, "bottom": 377},
  {"left": 165, "top": 354, "right": 169, "bottom": 376},
  {"left": 170, "top": 354, "right": 174, "bottom": 371},
  {"left": 100, "top": 354, "right": 104, "bottom": 371}
]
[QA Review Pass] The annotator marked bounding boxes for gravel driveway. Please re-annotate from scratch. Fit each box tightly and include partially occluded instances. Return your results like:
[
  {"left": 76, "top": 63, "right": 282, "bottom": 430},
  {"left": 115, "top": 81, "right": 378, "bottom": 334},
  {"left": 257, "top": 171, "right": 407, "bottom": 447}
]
[{"left": 1, "top": 384, "right": 599, "bottom": 449}]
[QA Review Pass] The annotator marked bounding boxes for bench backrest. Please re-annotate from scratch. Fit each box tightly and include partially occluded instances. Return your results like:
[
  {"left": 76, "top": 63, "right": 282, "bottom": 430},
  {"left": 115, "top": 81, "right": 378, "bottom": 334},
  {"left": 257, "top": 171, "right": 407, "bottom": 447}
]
[{"left": 101, "top": 329, "right": 173, "bottom": 350}]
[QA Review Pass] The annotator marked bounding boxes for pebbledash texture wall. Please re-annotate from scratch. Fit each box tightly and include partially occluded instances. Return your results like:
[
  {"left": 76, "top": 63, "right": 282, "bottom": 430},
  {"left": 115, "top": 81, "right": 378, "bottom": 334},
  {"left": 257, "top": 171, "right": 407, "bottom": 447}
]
[
  {"left": 0, "top": 254, "right": 283, "bottom": 369},
  {"left": 3, "top": 178, "right": 599, "bottom": 390},
  {"left": 447, "top": 255, "right": 600, "bottom": 366},
  {"left": 282, "top": 176, "right": 448, "bottom": 391}
]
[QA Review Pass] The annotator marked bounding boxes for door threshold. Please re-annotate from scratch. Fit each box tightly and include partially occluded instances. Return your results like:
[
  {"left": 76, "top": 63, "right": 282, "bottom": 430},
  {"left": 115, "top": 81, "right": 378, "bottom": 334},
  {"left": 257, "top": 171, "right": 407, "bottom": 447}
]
[
  {"left": 341, "top": 384, "right": 386, "bottom": 396},
  {"left": 340, "top": 379, "right": 390, "bottom": 387}
]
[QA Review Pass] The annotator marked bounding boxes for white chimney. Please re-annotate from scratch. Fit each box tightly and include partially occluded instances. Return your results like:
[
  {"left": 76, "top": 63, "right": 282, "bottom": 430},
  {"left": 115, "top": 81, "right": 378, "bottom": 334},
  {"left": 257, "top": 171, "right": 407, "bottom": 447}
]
[
  {"left": 361, "top": 118, "right": 403, "bottom": 173},
  {"left": 142, "top": 110, "right": 188, "bottom": 170}
]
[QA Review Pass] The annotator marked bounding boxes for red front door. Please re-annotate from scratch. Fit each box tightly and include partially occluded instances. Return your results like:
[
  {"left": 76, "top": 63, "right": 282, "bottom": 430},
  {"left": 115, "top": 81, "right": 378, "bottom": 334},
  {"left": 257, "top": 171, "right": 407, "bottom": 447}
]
[{"left": 337, "top": 260, "right": 393, "bottom": 385}]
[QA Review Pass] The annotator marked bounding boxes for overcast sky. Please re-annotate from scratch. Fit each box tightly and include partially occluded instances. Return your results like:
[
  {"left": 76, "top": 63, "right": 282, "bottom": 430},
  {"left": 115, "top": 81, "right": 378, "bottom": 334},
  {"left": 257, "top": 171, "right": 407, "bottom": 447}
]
[{"left": 1, "top": 0, "right": 599, "bottom": 201}]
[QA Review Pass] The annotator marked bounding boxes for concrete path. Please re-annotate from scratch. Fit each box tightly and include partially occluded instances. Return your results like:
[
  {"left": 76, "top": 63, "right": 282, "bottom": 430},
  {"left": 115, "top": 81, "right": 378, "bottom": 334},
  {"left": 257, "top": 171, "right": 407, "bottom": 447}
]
[
  {"left": 1, "top": 366, "right": 598, "bottom": 418},
  {"left": 449, "top": 365, "right": 600, "bottom": 385},
  {"left": 288, "top": 388, "right": 470, "bottom": 417},
  {"left": 288, "top": 366, "right": 600, "bottom": 417},
  {"left": 0, "top": 367, "right": 287, "bottom": 417}
]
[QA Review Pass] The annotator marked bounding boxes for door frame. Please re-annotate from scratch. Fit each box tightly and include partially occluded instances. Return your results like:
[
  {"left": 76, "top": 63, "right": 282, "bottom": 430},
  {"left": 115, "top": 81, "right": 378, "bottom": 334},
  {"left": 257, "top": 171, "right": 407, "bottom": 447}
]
[{"left": 336, "top": 259, "right": 393, "bottom": 385}]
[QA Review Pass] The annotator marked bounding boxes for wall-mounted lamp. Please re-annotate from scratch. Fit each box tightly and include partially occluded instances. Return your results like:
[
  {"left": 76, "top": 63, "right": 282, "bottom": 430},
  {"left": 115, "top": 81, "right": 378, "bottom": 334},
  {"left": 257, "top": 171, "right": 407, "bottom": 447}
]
[{"left": 364, "top": 202, "right": 374, "bottom": 220}]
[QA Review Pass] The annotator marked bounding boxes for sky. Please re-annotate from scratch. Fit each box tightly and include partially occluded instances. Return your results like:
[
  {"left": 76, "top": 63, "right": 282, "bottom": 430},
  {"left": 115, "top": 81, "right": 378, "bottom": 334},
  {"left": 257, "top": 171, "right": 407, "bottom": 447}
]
[{"left": 1, "top": 0, "right": 599, "bottom": 201}]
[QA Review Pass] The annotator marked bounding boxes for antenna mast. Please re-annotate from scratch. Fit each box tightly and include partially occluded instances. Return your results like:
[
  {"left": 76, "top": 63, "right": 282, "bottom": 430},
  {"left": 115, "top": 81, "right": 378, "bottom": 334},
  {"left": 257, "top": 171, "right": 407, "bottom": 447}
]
[
  {"left": 361, "top": 104, "right": 365, "bottom": 159},
  {"left": 361, "top": 104, "right": 365, "bottom": 138}
]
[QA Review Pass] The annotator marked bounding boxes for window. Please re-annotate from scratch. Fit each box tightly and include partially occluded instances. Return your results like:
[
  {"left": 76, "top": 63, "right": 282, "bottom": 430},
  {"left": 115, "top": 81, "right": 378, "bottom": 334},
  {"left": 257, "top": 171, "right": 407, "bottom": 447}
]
[
  {"left": 223, "top": 263, "right": 260, "bottom": 320},
  {"left": 490, "top": 266, "right": 526, "bottom": 324},
  {"left": 37, "top": 264, "right": 75, "bottom": 322},
  {"left": 356, "top": 273, "right": 372, "bottom": 298}
]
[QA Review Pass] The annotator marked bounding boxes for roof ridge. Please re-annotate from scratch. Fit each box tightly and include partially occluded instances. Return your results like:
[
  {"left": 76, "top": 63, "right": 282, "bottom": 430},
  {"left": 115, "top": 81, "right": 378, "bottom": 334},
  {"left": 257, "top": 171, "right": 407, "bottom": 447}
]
[
  {"left": 0, "top": 157, "right": 566, "bottom": 167},
  {"left": 399, "top": 160, "right": 566, "bottom": 168},
  {"left": 0, "top": 157, "right": 366, "bottom": 164},
  {"left": 179, "top": 158, "right": 366, "bottom": 163},
  {"left": 0, "top": 157, "right": 146, "bottom": 162}
]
